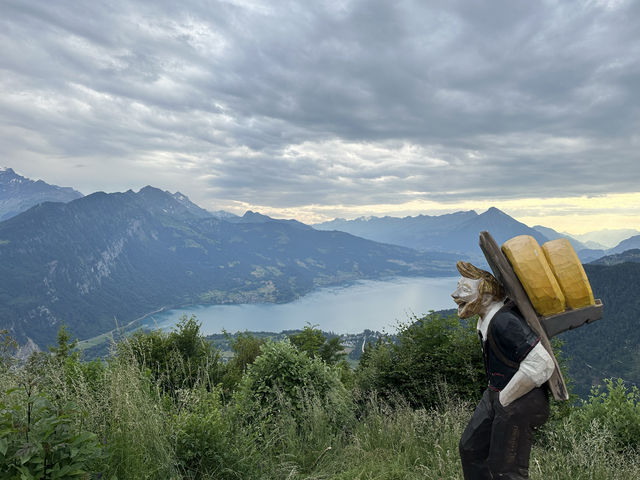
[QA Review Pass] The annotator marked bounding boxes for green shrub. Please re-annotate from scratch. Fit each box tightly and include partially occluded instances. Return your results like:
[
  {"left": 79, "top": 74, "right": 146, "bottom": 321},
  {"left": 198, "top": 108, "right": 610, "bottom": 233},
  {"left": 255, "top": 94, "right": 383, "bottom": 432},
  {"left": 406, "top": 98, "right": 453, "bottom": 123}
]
[
  {"left": 289, "top": 324, "right": 353, "bottom": 388},
  {"left": 356, "top": 311, "right": 484, "bottom": 408},
  {"left": 125, "top": 315, "right": 224, "bottom": 395},
  {"left": 289, "top": 324, "right": 346, "bottom": 365},
  {"left": 173, "top": 386, "right": 260, "bottom": 479},
  {"left": 0, "top": 389, "right": 100, "bottom": 480},
  {"left": 221, "top": 332, "right": 265, "bottom": 395},
  {"left": 234, "top": 340, "right": 350, "bottom": 423},
  {"left": 570, "top": 378, "right": 640, "bottom": 450},
  {"left": 47, "top": 326, "right": 107, "bottom": 401}
]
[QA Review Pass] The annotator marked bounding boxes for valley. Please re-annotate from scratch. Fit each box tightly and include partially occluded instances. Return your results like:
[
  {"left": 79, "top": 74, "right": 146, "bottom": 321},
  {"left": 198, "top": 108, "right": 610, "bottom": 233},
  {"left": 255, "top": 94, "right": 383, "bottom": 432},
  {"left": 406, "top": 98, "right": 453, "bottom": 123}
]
[{"left": 1, "top": 168, "right": 639, "bottom": 399}]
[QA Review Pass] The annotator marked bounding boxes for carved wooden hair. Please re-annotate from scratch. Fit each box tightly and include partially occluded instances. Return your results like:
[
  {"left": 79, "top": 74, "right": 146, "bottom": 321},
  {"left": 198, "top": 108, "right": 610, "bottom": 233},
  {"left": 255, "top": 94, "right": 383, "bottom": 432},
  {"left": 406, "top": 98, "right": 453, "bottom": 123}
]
[{"left": 456, "top": 260, "right": 504, "bottom": 300}]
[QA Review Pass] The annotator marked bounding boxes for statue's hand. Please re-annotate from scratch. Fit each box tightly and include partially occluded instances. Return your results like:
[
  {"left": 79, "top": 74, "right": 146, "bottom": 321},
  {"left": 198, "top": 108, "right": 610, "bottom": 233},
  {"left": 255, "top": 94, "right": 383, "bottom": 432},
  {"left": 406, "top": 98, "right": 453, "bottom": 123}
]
[
  {"left": 498, "top": 390, "right": 512, "bottom": 407},
  {"left": 499, "top": 370, "right": 536, "bottom": 407},
  {"left": 500, "top": 343, "right": 555, "bottom": 406}
]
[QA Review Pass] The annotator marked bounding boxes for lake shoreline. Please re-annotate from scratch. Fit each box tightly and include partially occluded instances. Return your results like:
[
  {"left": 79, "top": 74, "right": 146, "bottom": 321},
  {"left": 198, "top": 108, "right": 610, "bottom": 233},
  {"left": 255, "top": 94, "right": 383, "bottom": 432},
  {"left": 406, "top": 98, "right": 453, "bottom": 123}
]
[
  {"left": 78, "top": 275, "right": 459, "bottom": 357},
  {"left": 144, "top": 276, "right": 460, "bottom": 336}
]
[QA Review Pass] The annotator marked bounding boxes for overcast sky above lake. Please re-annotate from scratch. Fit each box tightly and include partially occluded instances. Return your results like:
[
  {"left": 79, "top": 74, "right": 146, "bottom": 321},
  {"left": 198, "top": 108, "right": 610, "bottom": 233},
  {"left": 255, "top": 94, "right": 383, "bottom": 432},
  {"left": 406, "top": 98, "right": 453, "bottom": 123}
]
[{"left": 2, "top": 0, "right": 639, "bottom": 233}]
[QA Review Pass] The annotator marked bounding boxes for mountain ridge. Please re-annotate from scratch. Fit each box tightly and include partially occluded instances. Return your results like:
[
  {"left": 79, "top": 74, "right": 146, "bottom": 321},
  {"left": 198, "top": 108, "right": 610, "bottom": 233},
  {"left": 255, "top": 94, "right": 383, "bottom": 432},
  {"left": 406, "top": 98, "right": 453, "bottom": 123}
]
[
  {"left": 315, "top": 210, "right": 640, "bottom": 263},
  {"left": 608, "top": 234, "right": 640, "bottom": 255},
  {"left": 590, "top": 248, "right": 640, "bottom": 266},
  {"left": 314, "top": 207, "right": 548, "bottom": 260}
]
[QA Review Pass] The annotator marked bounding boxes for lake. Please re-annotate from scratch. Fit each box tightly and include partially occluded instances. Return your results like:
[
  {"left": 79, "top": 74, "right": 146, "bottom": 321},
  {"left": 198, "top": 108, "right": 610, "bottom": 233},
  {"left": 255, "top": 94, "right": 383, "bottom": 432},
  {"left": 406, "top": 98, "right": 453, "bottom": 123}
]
[{"left": 144, "top": 276, "right": 460, "bottom": 335}]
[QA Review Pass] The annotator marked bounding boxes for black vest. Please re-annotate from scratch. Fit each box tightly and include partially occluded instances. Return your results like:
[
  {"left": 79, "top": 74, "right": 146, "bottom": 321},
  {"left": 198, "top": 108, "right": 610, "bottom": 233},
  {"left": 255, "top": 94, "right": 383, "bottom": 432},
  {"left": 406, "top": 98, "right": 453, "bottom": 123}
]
[{"left": 480, "top": 301, "right": 540, "bottom": 391}]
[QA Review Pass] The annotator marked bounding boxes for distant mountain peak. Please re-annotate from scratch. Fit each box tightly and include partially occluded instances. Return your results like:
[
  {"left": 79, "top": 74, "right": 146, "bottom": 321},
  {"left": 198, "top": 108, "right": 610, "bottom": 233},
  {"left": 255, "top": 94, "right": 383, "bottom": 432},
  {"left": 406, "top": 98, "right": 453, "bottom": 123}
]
[
  {"left": 138, "top": 185, "right": 164, "bottom": 195},
  {"left": 234, "top": 210, "right": 311, "bottom": 229},
  {"left": 0, "top": 167, "right": 83, "bottom": 221},
  {"left": 209, "top": 209, "right": 238, "bottom": 219},
  {"left": 483, "top": 206, "right": 508, "bottom": 217},
  {"left": 532, "top": 225, "right": 597, "bottom": 258},
  {"left": 241, "top": 210, "right": 279, "bottom": 223},
  {"left": 243, "top": 210, "right": 263, "bottom": 219},
  {"left": 132, "top": 185, "right": 212, "bottom": 219},
  {"left": 173, "top": 191, "right": 188, "bottom": 201},
  {"left": 313, "top": 207, "right": 541, "bottom": 258}
]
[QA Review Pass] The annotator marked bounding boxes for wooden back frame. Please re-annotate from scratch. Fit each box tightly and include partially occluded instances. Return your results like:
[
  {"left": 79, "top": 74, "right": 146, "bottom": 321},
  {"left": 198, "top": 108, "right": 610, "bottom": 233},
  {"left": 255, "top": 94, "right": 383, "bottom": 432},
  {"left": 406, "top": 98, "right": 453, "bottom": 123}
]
[{"left": 479, "top": 231, "right": 603, "bottom": 401}]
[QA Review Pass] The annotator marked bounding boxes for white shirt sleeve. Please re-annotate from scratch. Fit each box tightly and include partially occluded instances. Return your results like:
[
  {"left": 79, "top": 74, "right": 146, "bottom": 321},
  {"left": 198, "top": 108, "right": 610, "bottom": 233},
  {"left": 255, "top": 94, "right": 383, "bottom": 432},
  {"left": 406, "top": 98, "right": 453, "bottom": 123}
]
[{"left": 518, "top": 342, "right": 555, "bottom": 387}]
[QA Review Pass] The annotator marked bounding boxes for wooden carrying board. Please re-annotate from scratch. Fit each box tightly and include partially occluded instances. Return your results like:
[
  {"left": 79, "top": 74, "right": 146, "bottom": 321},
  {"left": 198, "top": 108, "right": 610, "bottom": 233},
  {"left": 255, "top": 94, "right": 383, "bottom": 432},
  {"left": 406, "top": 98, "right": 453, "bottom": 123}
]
[{"left": 479, "top": 231, "right": 603, "bottom": 401}]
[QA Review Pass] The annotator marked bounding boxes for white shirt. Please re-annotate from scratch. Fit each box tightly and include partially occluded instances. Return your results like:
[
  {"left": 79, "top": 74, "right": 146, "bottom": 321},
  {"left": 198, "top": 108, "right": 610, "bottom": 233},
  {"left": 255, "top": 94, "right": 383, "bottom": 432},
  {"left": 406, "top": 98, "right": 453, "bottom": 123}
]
[{"left": 477, "top": 301, "right": 504, "bottom": 341}]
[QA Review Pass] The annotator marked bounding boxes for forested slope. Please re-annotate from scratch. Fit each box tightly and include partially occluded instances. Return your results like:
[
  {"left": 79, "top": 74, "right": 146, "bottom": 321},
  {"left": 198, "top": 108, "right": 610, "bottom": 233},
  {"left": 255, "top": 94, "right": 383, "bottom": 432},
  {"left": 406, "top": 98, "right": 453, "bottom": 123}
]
[{"left": 561, "top": 262, "right": 640, "bottom": 397}]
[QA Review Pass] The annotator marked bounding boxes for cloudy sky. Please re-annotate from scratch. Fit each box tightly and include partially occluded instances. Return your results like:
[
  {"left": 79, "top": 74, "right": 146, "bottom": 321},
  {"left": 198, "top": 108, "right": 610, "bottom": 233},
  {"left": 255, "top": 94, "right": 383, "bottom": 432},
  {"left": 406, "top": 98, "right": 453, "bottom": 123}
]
[{"left": 1, "top": 0, "right": 639, "bottom": 233}]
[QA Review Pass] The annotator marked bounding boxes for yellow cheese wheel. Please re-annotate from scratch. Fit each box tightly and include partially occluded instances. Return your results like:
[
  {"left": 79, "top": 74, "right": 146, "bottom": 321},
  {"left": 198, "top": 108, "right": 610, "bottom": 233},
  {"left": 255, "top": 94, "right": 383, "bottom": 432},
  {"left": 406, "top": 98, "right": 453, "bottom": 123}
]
[
  {"left": 502, "top": 235, "right": 566, "bottom": 316},
  {"left": 542, "top": 238, "right": 595, "bottom": 310}
]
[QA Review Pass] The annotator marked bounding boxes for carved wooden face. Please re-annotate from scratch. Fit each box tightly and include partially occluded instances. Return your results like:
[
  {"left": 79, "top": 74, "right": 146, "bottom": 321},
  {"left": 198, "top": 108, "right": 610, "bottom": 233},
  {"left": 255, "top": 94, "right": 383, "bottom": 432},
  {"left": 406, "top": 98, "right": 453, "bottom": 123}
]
[{"left": 451, "top": 276, "right": 483, "bottom": 319}]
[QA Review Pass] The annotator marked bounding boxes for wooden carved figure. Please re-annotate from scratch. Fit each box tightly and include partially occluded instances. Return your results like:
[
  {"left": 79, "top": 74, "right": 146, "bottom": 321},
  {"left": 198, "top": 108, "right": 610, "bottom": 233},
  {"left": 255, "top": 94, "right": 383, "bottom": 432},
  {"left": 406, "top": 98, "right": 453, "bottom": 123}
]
[
  {"left": 452, "top": 231, "right": 603, "bottom": 480},
  {"left": 453, "top": 260, "right": 554, "bottom": 479}
]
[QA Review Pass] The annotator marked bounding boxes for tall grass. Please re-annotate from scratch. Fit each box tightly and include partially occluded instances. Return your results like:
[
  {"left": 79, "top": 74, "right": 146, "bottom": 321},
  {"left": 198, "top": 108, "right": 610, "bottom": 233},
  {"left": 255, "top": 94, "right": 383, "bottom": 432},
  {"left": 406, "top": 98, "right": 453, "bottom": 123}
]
[
  {"left": 2, "top": 341, "right": 640, "bottom": 479},
  {"left": 258, "top": 393, "right": 640, "bottom": 480},
  {"left": 534, "top": 419, "right": 640, "bottom": 479},
  {"left": 100, "top": 353, "right": 179, "bottom": 479}
]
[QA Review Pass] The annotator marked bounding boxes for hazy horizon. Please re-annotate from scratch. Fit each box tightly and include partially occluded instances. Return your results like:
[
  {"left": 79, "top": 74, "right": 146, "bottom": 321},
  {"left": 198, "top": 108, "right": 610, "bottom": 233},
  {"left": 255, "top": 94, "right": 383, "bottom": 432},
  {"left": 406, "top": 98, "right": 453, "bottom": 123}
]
[{"left": 5, "top": 164, "right": 638, "bottom": 244}]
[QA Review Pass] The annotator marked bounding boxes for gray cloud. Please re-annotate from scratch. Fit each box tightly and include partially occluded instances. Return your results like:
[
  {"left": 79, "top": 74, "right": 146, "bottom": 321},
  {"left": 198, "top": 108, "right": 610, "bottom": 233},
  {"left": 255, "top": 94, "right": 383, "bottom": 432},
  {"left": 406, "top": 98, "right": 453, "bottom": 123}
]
[{"left": 1, "top": 0, "right": 639, "bottom": 216}]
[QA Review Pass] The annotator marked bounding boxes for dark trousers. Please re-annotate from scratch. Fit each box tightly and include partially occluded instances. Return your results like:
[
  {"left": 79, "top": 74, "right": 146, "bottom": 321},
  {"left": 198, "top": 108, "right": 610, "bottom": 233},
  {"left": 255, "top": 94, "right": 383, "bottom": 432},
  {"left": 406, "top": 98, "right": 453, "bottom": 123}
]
[{"left": 459, "top": 387, "right": 549, "bottom": 480}]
